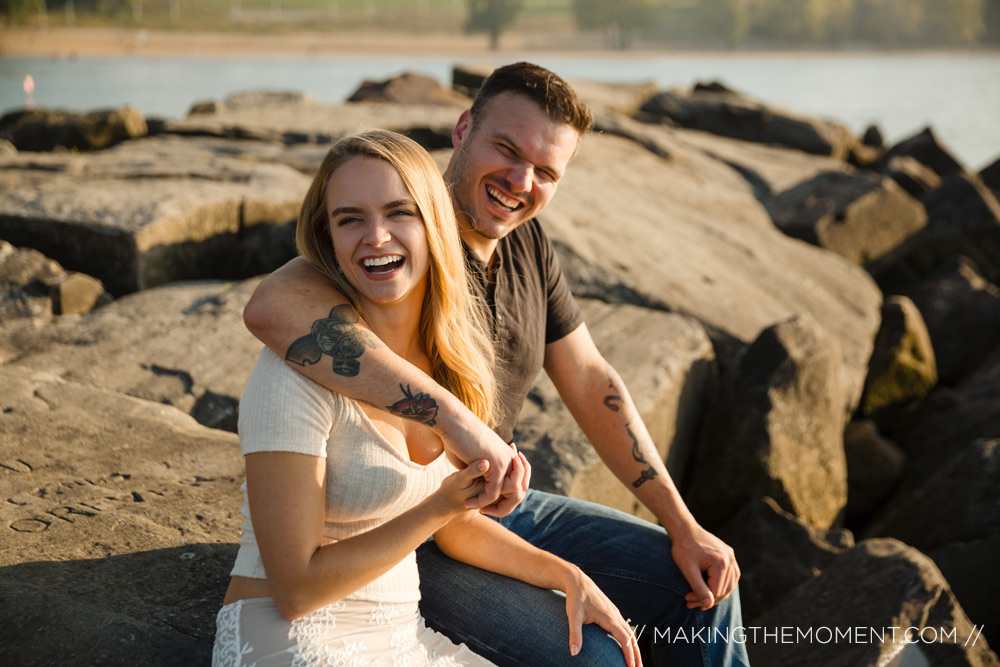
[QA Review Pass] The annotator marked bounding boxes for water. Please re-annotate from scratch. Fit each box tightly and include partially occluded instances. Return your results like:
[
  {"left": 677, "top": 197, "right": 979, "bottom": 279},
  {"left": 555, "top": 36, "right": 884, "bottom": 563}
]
[{"left": 1, "top": 51, "right": 998, "bottom": 170}]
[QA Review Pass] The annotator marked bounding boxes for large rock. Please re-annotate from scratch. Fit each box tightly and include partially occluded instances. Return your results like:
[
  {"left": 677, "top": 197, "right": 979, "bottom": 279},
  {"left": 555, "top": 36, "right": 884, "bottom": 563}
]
[
  {"left": 542, "top": 129, "right": 882, "bottom": 412},
  {"left": 515, "top": 298, "right": 715, "bottom": 522},
  {"left": 0, "top": 365, "right": 244, "bottom": 666},
  {"left": 878, "top": 343, "right": 1000, "bottom": 489},
  {"left": 348, "top": 72, "right": 470, "bottom": 107},
  {"left": 0, "top": 106, "right": 148, "bottom": 152},
  {"left": 717, "top": 497, "right": 853, "bottom": 621},
  {"left": 878, "top": 126, "right": 966, "bottom": 179},
  {"left": 765, "top": 170, "right": 926, "bottom": 267},
  {"left": 684, "top": 315, "right": 849, "bottom": 530},
  {"left": 892, "top": 257, "right": 1000, "bottom": 386},
  {"left": 870, "top": 171, "right": 1000, "bottom": 289},
  {"left": 0, "top": 135, "right": 311, "bottom": 295},
  {"left": 982, "top": 156, "right": 1000, "bottom": 199},
  {"left": 639, "top": 83, "right": 859, "bottom": 159},
  {"left": 859, "top": 295, "right": 937, "bottom": 417},
  {"left": 166, "top": 97, "right": 460, "bottom": 148},
  {"left": 880, "top": 154, "right": 942, "bottom": 199},
  {"left": 843, "top": 419, "right": 906, "bottom": 527},
  {"left": 0, "top": 278, "right": 264, "bottom": 432},
  {"left": 863, "top": 439, "right": 1000, "bottom": 552},
  {"left": 930, "top": 535, "right": 1000, "bottom": 651},
  {"left": 748, "top": 539, "right": 998, "bottom": 667},
  {"left": 0, "top": 240, "right": 110, "bottom": 319}
]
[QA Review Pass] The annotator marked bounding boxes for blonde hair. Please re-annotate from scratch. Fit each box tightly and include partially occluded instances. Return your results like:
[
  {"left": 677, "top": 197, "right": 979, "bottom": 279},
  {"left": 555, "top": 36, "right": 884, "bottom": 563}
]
[{"left": 296, "top": 130, "right": 497, "bottom": 427}]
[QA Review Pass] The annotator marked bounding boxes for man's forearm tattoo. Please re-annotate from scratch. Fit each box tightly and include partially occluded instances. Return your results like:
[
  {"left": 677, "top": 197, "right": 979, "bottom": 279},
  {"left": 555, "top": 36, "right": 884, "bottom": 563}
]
[
  {"left": 628, "top": 424, "right": 659, "bottom": 488},
  {"left": 386, "top": 384, "right": 439, "bottom": 427},
  {"left": 605, "top": 371, "right": 658, "bottom": 487},
  {"left": 603, "top": 377, "right": 624, "bottom": 412},
  {"left": 285, "top": 305, "right": 384, "bottom": 377}
]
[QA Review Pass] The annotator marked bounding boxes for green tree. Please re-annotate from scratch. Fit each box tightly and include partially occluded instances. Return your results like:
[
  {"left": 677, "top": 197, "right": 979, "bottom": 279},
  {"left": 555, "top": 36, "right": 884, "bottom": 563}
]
[
  {"left": 465, "top": 0, "right": 522, "bottom": 51},
  {"left": 573, "top": 0, "right": 660, "bottom": 49},
  {"left": 922, "top": 0, "right": 984, "bottom": 44},
  {"left": 700, "top": 0, "right": 751, "bottom": 46},
  {"left": 1, "top": 0, "right": 44, "bottom": 25}
]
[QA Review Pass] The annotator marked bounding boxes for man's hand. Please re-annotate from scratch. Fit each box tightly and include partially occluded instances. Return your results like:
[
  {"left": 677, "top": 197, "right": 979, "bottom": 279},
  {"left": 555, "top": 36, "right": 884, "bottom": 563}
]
[{"left": 670, "top": 524, "right": 741, "bottom": 611}]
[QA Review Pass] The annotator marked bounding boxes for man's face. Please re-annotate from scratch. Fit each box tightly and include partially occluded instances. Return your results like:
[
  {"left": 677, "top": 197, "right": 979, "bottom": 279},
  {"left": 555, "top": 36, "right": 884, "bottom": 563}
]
[{"left": 446, "top": 92, "right": 581, "bottom": 258}]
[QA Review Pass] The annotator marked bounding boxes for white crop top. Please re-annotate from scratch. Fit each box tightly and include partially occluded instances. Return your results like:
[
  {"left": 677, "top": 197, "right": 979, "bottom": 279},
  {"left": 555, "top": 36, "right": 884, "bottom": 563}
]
[{"left": 230, "top": 347, "right": 454, "bottom": 604}]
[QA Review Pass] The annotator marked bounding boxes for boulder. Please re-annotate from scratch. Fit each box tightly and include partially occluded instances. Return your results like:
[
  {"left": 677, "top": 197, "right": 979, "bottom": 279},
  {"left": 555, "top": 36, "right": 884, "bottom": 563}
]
[
  {"left": 930, "top": 535, "right": 1000, "bottom": 651},
  {"left": 869, "top": 171, "right": 1000, "bottom": 289},
  {"left": 748, "top": 539, "right": 998, "bottom": 667},
  {"left": 684, "top": 315, "right": 849, "bottom": 530},
  {"left": 0, "top": 365, "right": 244, "bottom": 666},
  {"left": 716, "top": 496, "right": 853, "bottom": 621},
  {"left": 638, "top": 84, "right": 859, "bottom": 159},
  {"left": 859, "top": 295, "right": 937, "bottom": 417},
  {"left": 843, "top": 420, "right": 905, "bottom": 527},
  {"left": 0, "top": 135, "right": 311, "bottom": 295},
  {"left": 542, "top": 130, "right": 882, "bottom": 412},
  {"left": 862, "top": 439, "right": 1000, "bottom": 551},
  {"left": 514, "top": 298, "right": 716, "bottom": 522},
  {"left": 877, "top": 344, "right": 1000, "bottom": 490},
  {"left": 0, "top": 278, "right": 264, "bottom": 433},
  {"left": 892, "top": 257, "right": 1000, "bottom": 386},
  {"left": 165, "top": 97, "right": 458, "bottom": 148},
  {"left": 982, "top": 156, "right": 1000, "bottom": 199},
  {"left": 0, "top": 106, "right": 147, "bottom": 152},
  {"left": 878, "top": 126, "right": 965, "bottom": 179},
  {"left": 765, "top": 170, "right": 926, "bottom": 267},
  {"left": 0, "top": 240, "right": 111, "bottom": 319},
  {"left": 348, "top": 72, "right": 470, "bottom": 107},
  {"left": 0, "top": 138, "right": 15, "bottom": 155},
  {"left": 879, "top": 154, "right": 942, "bottom": 199}
]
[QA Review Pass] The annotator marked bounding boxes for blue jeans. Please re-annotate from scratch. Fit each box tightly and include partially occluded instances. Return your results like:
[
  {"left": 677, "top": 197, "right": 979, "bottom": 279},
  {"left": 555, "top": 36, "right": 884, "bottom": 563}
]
[{"left": 416, "top": 490, "right": 750, "bottom": 667}]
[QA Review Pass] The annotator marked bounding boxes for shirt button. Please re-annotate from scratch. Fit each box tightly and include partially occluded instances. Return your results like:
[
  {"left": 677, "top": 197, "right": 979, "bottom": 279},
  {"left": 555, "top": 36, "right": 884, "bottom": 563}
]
[{"left": 497, "top": 313, "right": 503, "bottom": 320}]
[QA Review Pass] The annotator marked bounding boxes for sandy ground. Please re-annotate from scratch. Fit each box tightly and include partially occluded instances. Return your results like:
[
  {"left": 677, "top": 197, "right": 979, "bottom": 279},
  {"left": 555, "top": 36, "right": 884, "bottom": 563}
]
[{"left": 0, "top": 26, "right": 614, "bottom": 59}]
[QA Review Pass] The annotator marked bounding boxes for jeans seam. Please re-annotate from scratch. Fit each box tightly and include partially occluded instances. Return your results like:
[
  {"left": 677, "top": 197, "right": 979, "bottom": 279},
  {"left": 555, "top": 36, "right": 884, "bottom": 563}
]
[{"left": 582, "top": 566, "right": 692, "bottom": 597}]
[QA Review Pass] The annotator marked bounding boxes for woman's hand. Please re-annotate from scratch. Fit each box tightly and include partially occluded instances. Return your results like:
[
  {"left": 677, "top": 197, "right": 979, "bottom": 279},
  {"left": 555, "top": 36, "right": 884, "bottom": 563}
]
[
  {"left": 563, "top": 567, "right": 642, "bottom": 667},
  {"left": 426, "top": 459, "right": 489, "bottom": 517}
]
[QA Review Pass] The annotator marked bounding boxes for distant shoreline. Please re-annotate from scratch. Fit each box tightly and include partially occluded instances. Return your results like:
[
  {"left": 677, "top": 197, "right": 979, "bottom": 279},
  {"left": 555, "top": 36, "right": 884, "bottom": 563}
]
[{"left": 3, "top": 26, "right": 997, "bottom": 60}]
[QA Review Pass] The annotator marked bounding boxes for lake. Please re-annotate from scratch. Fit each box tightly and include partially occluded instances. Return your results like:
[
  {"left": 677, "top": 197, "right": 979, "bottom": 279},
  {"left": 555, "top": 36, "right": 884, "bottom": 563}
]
[{"left": 1, "top": 51, "right": 998, "bottom": 170}]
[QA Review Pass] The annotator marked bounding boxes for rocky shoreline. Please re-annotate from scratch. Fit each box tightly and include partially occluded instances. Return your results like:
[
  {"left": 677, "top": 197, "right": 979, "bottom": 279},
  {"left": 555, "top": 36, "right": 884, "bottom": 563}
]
[{"left": 1, "top": 67, "right": 998, "bottom": 666}]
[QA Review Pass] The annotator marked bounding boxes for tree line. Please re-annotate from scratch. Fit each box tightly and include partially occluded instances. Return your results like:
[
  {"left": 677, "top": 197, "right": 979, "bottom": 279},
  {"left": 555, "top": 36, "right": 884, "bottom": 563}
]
[{"left": 4, "top": 0, "right": 1000, "bottom": 50}]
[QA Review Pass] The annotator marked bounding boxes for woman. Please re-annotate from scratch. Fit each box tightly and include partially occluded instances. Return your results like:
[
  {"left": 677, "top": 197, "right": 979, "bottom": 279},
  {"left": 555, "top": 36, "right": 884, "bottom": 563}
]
[{"left": 212, "top": 130, "right": 640, "bottom": 667}]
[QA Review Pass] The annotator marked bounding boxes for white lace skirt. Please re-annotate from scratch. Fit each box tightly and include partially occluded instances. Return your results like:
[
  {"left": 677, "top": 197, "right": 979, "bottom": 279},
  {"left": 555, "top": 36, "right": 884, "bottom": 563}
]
[{"left": 212, "top": 597, "right": 496, "bottom": 667}]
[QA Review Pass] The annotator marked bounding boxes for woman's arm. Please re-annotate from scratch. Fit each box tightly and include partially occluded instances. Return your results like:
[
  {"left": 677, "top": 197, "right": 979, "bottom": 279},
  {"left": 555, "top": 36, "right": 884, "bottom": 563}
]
[
  {"left": 247, "top": 451, "right": 488, "bottom": 620},
  {"left": 433, "top": 511, "right": 642, "bottom": 667}
]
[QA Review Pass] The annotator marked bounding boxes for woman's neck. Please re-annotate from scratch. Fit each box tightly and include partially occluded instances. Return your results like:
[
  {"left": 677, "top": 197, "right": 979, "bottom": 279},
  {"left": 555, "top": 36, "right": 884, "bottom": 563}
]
[{"left": 362, "top": 298, "right": 429, "bottom": 372}]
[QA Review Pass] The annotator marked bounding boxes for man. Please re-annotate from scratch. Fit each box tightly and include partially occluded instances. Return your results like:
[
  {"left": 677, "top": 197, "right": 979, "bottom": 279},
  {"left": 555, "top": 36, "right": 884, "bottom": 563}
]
[{"left": 243, "top": 62, "right": 749, "bottom": 666}]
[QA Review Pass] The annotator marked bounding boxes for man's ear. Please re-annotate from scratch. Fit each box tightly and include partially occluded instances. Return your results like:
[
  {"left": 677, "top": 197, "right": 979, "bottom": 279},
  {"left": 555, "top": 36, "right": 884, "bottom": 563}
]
[{"left": 452, "top": 109, "right": 473, "bottom": 149}]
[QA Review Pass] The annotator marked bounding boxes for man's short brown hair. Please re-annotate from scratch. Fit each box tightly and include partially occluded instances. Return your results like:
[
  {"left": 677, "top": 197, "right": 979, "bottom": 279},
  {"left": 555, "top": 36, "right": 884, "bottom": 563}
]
[{"left": 470, "top": 62, "right": 593, "bottom": 135}]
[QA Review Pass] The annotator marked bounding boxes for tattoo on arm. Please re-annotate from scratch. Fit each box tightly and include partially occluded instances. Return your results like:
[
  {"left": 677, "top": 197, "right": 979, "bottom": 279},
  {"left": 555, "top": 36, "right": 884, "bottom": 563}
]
[
  {"left": 605, "top": 369, "right": 658, "bottom": 487},
  {"left": 285, "top": 305, "right": 385, "bottom": 377},
  {"left": 628, "top": 424, "right": 659, "bottom": 488},
  {"left": 603, "top": 377, "right": 624, "bottom": 412},
  {"left": 386, "top": 384, "right": 439, "bottom": 427}
]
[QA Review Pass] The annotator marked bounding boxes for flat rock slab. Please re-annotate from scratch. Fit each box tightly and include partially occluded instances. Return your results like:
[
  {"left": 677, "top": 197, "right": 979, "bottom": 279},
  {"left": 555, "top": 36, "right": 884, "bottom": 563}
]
[
  {"left": 515, "top": 298, "right": 715, "bottom": 522},
  {"left": 749, "top": 539, "right": 999, "bottom": 667},
  {"left": 0, "top": 278, "right": 264, "bottom": 432},
  {"left": 543, "top": 129, "right": 882, "bottom": 412},
  {"left": 0, "top": 136, "right": 311, "bottom": 295},
  {"left": 0, "top": 366, "right": 244, "bottom": 666}
]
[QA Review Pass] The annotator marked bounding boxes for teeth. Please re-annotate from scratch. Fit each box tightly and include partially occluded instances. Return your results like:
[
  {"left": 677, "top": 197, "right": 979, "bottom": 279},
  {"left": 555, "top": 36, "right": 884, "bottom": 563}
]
[
  {"left": 363, "top": 255, "right": 402, "bottom": 267},
  {"left": 486, "top": 185, "right": 519, "bottom": 211}
]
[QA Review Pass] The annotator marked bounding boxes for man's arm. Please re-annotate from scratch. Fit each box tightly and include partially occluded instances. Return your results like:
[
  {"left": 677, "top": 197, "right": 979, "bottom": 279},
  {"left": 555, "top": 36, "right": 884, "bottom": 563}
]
[
  {"left": 543, "top": 324, "right": 740, "bottom": 610},
  {"left": 243, "top": 258, "right": 525, "bottom": 514}
]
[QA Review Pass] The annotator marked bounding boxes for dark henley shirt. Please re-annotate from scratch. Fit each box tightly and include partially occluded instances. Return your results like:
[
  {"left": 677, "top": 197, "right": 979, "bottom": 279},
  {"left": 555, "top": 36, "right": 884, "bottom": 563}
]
[{"left": 464, "top": 218, "right": 584, "bottom": 442}]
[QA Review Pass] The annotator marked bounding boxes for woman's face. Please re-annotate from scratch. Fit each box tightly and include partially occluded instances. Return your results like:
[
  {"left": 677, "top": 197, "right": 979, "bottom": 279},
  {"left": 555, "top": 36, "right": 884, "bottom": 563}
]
[{"left": 326, "top": 156, "right": 430, "bottom": 312}]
